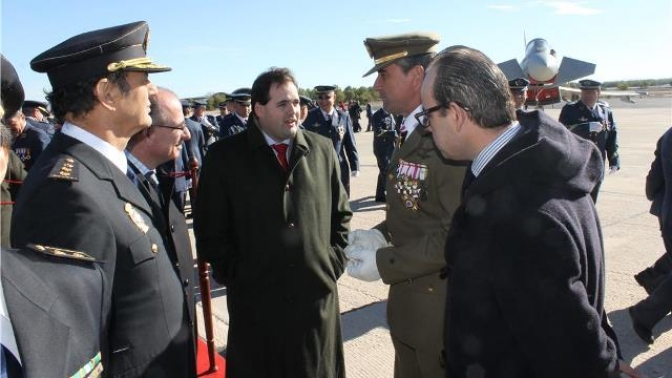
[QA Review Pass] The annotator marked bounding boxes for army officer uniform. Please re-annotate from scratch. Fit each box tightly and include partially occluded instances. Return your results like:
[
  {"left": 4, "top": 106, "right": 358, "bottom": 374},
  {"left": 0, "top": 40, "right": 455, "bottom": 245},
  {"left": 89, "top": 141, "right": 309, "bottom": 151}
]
[{"left": 372, "top": 107, "right": 466, "bottom": 377}]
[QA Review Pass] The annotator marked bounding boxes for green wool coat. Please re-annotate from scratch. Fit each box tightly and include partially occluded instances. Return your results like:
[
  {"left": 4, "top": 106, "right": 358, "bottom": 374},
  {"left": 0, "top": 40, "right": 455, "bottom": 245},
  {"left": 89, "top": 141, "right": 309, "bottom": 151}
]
[{"left": 194, "top": 120, "right": 352, "bottom": 378}]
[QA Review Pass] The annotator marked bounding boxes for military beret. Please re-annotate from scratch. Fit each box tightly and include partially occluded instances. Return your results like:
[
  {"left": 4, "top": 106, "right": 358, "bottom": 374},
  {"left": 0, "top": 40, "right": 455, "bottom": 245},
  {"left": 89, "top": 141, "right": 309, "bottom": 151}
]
[
  {"left": 1, "top": 54, "right": 25, "bottom": 117},
  {"left": 193, "top": 99, "right": 208, "bottom": 107},
  {"left": 30, "top": 21, "right": 170, "bottom": 89},
  {"left": 508, "top": 78, "right": 529, "bottom": 91},
  {"left": 299, "top": 95, "right": 312, "bottom": 106},
  {"left": 579, "top": 79, "right": 602, "bottom": 89},
  {"left": 314, "top": 85, "right": 336, "bottom": 93},
  {"left": 362, "top": 32, "right": 440, "bottom": 77}
]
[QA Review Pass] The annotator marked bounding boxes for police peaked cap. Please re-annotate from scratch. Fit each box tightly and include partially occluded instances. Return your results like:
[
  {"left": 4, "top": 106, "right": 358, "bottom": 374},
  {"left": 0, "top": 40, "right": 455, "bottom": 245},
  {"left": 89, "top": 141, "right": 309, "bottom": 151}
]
[
  {"left": 31, "top": 21, "right": 170, "bottom": 89},
  {"left": 1, "top": 54, "right": 25, "bottom": 117},
  {"left": 579, "top": 79, "right": 602, "bottom": 89}
]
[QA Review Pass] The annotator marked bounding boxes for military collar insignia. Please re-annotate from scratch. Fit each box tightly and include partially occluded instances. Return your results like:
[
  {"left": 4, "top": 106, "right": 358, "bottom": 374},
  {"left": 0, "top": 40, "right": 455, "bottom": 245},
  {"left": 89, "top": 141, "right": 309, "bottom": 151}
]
[{"left": 48, "top": 156, "right": 79, "bottom": 181}]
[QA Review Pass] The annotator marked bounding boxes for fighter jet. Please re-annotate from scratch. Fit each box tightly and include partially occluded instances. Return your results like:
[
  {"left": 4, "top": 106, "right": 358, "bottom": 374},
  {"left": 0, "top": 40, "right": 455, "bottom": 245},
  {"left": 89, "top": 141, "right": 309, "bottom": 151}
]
[{"left": 498, "top": 38, "right": 596, "bottom": 106}]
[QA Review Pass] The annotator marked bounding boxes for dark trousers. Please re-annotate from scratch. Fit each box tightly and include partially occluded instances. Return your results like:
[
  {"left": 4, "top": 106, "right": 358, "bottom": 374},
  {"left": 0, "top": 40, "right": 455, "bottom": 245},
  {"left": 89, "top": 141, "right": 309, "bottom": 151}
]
[
  {"left": 340, "top": 161, "right": 350, "bottom": 198},
  {"left": 374, "top": 150, "right": 392, "bottom": 201},
  {"left": 633, "top": 272, "right": 672, "bottom": 329}
]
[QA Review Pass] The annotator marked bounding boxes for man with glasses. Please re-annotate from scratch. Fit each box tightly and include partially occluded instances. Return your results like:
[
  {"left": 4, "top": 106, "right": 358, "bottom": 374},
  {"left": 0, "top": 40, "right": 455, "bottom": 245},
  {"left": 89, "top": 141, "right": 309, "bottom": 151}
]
[
  {"left": 345, "top": 32, "right": 466, "bottom": 378},
  {"left": 421, "top": 45, "right": 637, "bottom": 378},
  {"left": 303, "top": 85, "right": 359, "bottom": 196},
  {"left": 11, "top": 21, "right": 197, "bottom": 377}
]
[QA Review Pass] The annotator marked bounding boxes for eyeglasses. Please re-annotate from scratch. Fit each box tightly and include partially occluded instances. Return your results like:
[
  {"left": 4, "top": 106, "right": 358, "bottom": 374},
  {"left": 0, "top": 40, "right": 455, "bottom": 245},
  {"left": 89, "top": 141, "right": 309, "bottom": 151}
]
[
  {"left": 152, "top": 121, "right": 187, "bottom": 131},
  {"left": 415, "top": 101, "right": 470, "bottom": 128}
]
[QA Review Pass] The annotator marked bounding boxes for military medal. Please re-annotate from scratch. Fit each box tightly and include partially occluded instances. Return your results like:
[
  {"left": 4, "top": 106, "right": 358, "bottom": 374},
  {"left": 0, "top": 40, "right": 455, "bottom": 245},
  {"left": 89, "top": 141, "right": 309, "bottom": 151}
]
[
  {"left": 395, "top": 159, "right": 428, "bottom": 211},
  {"left": 124, "top": 202, "right": 149, "bottom": 234}
]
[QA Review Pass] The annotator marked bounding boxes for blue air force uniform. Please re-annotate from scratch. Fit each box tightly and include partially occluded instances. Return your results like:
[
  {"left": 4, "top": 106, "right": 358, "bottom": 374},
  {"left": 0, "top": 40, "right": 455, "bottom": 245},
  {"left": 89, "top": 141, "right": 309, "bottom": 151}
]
[
  {"left": 11, "top": 123, "right": 50, "bottom": 170},
  {"left": 371, "top": 107, "right": 398, "bottom": 201},
  {"left": 219, "top": 112, "right": 248, "bottom": 137},
  {"left": 303, "top": 107, "right": 360, "bottom": 196},
  {"left": 559, "top": 100, "right": 619, "bottom": 170}
]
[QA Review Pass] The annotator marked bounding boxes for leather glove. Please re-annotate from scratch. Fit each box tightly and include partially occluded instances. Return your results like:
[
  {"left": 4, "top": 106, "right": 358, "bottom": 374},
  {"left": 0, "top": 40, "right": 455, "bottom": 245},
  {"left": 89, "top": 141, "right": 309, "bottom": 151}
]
[
  {"left": 351, "top": 170, "right": 360, "bottom": 178},
  {"left": 609, "top": 166, "right": 619, "bottom": 174},
  {"left": 347, "top": 229, "right": 388, "bottom": 251},
  {"left": 346, "top": 246, "right": 380, "bottom": 281}
]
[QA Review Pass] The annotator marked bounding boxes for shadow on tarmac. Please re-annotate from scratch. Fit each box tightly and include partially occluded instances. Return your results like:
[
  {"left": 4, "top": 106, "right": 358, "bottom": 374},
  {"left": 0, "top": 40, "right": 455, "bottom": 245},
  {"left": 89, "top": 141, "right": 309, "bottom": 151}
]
[
  {"left": 609, "top": 307, "right": 672, "bottom": 376},
  {"left": 350, "top": 196, "right": 386, "bottom": 213},
  {"left": 341, "top": 300, "right": 389, "bottom": 342}
]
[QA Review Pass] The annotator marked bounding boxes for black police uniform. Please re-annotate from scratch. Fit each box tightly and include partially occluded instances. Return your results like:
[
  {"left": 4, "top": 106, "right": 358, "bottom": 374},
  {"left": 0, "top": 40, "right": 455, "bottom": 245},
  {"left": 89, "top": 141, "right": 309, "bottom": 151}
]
[
  {"left": 14, "top": 20, "right": 196, "bottom": 377},
  {"left": 11, "top": 123, "right": 50, "bottom": 170},
  {"left": 303, "top": 106, "right": 360, "bottom": 196},
  {"left": 371, "top": 107, "right": 398, "bottom": 202},
  {"left": 2, "top": 245, "right": 109, "bottom": 378}
]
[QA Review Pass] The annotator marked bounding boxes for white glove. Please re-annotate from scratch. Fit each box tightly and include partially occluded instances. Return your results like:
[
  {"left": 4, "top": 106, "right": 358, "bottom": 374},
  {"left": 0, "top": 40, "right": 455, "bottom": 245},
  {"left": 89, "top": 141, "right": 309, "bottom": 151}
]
[
  {"left": 347, "top": 229, "right": 388, "bottom": 251},
  {"left": 609, "top": 166, "right": 619, "bottom": 174},
  {"left": 351, "top": 170, "right": 360, "bottom": 178},
  {"left": 346, "top": 246, "right": 380, "bottom": 281}
]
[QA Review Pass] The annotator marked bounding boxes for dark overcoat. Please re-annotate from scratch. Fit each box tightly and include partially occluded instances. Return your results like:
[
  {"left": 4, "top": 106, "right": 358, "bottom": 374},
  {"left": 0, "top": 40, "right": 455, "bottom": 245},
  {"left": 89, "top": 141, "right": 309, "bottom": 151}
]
[
  {"left": 444, "top": 111, "right": 620, "bottom": 377},
  {"left": 11, "top": 132, "right": 195, "bottom": 377},
  {"left": 194, "top": 120, "right": 352, "bottom": 378}
]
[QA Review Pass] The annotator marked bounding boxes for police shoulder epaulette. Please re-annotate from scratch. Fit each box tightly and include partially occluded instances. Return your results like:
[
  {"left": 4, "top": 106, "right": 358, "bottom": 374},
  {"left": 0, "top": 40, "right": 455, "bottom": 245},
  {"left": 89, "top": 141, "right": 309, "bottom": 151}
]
[
  {"left": 27, "top": 243, "right": 96, "bottom": 262},
  {"left": 48, "top": 156, "right": 79, "bottom": 181}
]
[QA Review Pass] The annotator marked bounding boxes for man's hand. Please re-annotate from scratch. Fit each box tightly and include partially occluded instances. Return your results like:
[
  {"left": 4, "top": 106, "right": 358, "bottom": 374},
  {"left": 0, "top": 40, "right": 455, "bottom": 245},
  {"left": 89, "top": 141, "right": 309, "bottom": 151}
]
[
  {"left": 609, "top": 166, "right": 619, "bottom": 174},
  {"left": 347, "top": 229, "right": 388, "bottom": 251},
  {"left": 618, "top": 360, "right": 645, "bottom": 378},
  {"left": 351, "top": 170, "right": 360, "bottom": 178},
  {"left": 345, "top": 246, "right": 380, "bottom": 281}
]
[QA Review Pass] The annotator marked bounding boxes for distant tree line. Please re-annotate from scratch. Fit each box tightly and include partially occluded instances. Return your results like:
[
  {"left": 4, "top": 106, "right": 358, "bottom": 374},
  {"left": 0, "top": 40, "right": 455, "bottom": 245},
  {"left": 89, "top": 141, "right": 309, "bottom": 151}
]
[
  {"left": 186, "top": 87, "right": 381, "bottom": 110},
  {"left": 564, "top": 78, "right": 672, "bottom": 90},
  {"left": 189, "top": 78, "right": 671, "bottom": 110}
]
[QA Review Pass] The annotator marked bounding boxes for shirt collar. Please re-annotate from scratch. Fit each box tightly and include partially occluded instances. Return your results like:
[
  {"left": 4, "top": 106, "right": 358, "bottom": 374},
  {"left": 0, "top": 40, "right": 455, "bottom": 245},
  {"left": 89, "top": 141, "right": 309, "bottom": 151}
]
[
  {"left": 125, "top": 151, "right": 152, "bottom": 176},
  {"left": 61, "top": 122, "right": 128, "bottom": 174},
  {"left": 261, "top": 130, "right": 293, "bottom": 149},
  {"left": 471, "top": 122, "right": 521, "bottom": 177},
  {"left": 402, "top": 104, "right": 423, "bottom": 137}
]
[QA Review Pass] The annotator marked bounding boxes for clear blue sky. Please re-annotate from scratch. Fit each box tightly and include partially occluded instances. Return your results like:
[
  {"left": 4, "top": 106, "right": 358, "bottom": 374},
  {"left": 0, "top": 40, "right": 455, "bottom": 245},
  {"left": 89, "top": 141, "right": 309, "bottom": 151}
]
[{"left": 2, "top": 0, "right": 670, "bottom": 102}]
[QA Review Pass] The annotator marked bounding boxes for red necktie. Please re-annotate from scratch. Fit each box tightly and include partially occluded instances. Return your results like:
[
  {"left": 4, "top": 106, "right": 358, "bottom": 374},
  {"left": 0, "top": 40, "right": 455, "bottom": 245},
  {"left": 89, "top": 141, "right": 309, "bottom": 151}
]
[{"left": 272, "top": 143, "right": 289, "bottom": 170}]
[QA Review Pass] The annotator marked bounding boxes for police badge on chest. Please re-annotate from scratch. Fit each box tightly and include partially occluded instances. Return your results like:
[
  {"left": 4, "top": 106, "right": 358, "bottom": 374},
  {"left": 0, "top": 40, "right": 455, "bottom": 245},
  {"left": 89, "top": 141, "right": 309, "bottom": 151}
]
[{"left": 395, "top": 159, "right": 428, "bottom": 210}]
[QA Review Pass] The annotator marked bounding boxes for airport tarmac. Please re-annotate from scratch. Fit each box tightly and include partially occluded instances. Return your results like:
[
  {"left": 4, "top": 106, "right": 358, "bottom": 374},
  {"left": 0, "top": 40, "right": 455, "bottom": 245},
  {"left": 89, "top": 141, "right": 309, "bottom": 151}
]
[{"left": 191, "top": 96, "right": 672, "bottom": 377}]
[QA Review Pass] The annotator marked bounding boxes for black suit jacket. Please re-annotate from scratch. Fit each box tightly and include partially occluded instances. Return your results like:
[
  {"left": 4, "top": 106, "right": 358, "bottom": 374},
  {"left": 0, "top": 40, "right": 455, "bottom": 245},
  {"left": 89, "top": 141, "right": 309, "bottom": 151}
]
[{"left": 11, "top": 132, "right": 195, "bottom": 377}]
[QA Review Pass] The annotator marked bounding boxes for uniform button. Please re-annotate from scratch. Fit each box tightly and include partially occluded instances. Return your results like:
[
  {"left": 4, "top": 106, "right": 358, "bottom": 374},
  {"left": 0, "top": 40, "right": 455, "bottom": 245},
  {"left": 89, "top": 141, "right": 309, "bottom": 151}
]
[
  {"left": 428, "top": 287, "right": 434, "bottom": 292},
  {"left": 188, "top": 321, "right": 194, "bottom": 327},
  {"left": 151, "top": 243, "right": 158, "bottom": 253},
  {"left": 170, "top": 224, "right": 175, "bottom": 232},
  {"left": 183, "top": 279, "right": 189, "bottom": 287},
  {"left": 285, "top": 184, "right": 291, "bottom": 191},
  {"left": 288, "top": 222, "right": 295, "bottom": 228},
  {"left": 174, "top": 262, "right": 180, "bottom": 268}
]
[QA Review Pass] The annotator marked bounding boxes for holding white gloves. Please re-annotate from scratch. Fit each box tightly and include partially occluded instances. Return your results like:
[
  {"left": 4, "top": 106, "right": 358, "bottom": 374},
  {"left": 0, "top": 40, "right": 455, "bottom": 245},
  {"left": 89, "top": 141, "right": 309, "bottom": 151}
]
[{"left": 345, "top": 229, "right": 389, "bottom": 282}]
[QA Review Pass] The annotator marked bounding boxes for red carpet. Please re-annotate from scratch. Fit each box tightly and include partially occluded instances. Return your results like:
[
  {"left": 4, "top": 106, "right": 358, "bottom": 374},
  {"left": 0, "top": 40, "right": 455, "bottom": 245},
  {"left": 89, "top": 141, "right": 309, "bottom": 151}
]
[{"left": 196, "top": 338, "right": 226, "bottom": 377}]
